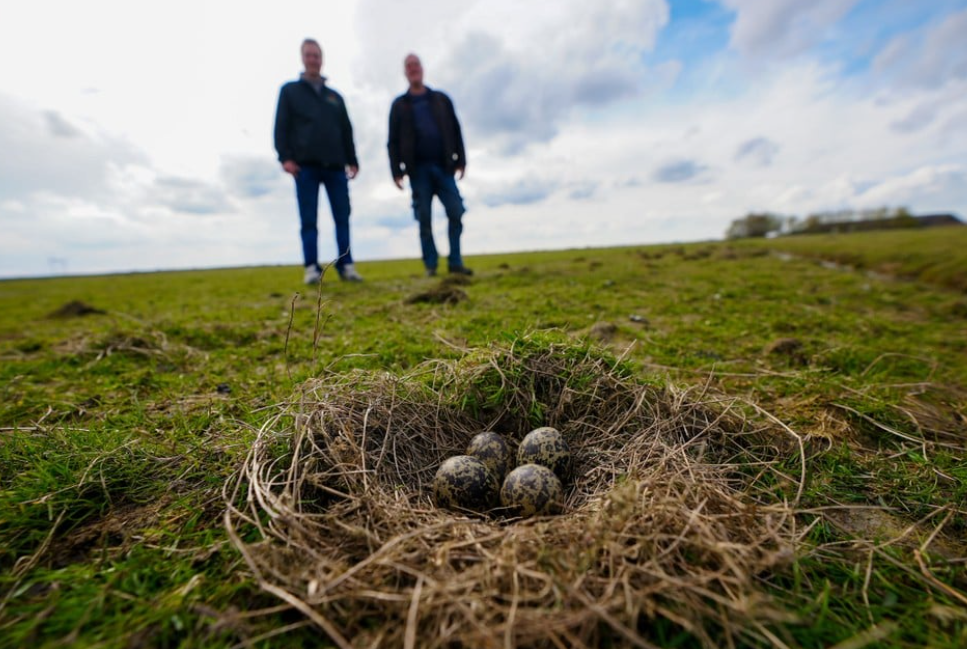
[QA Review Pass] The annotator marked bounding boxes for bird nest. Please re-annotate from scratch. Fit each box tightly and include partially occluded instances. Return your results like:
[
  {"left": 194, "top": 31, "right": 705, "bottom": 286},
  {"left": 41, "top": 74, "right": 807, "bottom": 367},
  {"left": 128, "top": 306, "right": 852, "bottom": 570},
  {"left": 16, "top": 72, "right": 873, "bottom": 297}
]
[{"left": 224, "top": 335, "right": 803, "bottom": 648}]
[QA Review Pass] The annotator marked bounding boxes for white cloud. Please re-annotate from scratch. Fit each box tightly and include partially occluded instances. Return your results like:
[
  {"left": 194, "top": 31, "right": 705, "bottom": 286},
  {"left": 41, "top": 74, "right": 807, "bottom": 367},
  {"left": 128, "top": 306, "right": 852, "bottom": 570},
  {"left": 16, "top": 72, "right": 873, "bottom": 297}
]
[
  {"left": 873, "top": 8, "right": 967, "bottom": 91},
  {"left": 355, "top": 0, "right": 671, "bottom": 150},
  {"left": 43, "top": 111, "right": 84, "bottom": 139},
  {"left": 152, "top": 177, "right": 232, "bottom": 215},
  {"left": 0, "top": 93, "right": 145, "bottom": 201},
  {"left": 854, "top": 165, "right": 966, "bottom": 211},
  {"left": 480, "top": 179, "right": 560, "bottom": 208},
  {"left": 890, "top": 102, "right": 939, "bottom": 134},
  {"left": 883, "top": 77, "right": 967, "bottom": 142},
  {"left": 220, "top": 156, "right": 289, "bottom": 200},
  {"left": 652, "top": 159, "right": 712, "bottom": 184},
  {"left": 720, "top": 0, "right": 860, "bottom": 58},
  {"left": 541, "top": 59, "right": 965, "bottom": 223},
  {"left": 734, "top": 137, "right": 780, "bottom": 167}
]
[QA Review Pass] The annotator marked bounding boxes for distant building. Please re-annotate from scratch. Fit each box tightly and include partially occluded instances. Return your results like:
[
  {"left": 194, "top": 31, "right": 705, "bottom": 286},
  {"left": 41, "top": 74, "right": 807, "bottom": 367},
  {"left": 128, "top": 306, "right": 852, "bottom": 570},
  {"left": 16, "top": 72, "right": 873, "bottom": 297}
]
[{"left": 914, "top": 213, "right": 964, "bottom": 227}]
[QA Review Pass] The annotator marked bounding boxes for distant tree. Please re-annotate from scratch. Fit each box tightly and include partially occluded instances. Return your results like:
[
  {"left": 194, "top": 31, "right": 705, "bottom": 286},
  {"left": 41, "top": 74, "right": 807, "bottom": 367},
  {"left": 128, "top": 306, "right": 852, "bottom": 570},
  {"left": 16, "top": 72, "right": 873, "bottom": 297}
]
[
  {"left": 861, "top": 207, "right": 886, "bottom": 221},
  {"left": 740, "top": 205, "right": 918, "bottom": 237},
  {"left": 726, "top": 212, "right": 783, "bottom": 239},
  {"left": 789, "top": 205, "right": 919, "bottom": 234},
  {"left": 886, "top": 206, "right": 917, "bottom": 229}
]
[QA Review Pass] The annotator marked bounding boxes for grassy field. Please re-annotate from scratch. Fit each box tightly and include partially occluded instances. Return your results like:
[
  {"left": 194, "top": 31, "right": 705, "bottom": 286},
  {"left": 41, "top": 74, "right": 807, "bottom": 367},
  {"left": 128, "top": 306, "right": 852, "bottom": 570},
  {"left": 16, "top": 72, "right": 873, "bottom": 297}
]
[{"left": 1, "top": 227, "right": 966, "bottom": 648}]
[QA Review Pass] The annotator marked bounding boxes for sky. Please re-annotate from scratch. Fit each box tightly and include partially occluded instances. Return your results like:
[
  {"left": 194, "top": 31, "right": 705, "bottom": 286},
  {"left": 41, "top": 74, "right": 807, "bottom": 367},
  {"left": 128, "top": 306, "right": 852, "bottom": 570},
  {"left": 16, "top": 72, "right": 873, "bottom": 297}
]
[{"left": 1, "top": 0, "right": 966, "bottom": 278}]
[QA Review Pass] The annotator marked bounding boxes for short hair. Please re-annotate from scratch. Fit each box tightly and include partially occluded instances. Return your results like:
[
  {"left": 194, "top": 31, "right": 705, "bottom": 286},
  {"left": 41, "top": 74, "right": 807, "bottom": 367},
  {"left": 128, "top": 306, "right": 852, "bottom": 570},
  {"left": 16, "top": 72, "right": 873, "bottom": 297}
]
[{"left": 301, "top": 38, "right": 322, "bottom": 55}]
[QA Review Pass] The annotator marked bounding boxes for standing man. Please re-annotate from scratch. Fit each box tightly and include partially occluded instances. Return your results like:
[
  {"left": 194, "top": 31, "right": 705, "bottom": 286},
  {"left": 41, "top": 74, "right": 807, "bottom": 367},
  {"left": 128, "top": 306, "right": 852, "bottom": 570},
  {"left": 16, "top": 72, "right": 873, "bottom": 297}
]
[
  {"left": 275, "top": 38, "right": 363, "bottom": 284},
  {"left": 388, "top": 53, "right": 471, "bottom": 277}
]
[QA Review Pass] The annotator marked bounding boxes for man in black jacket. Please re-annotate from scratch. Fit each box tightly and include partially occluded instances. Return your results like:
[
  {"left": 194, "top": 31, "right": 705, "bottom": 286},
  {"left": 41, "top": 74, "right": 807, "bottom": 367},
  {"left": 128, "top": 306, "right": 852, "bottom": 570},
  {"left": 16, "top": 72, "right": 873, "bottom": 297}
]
[
  {"left": 275, "top": 38, "right": 362, "bottom": 284},
  {"left": 387, "top": 54, "right": 471, "bottom": 276}
]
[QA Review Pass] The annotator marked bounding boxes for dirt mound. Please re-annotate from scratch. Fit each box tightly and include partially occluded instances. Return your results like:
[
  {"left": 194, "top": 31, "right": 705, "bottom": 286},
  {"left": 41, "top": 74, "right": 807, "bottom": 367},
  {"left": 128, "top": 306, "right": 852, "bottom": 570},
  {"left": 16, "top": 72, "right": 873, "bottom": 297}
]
[
  {"left": 225, "top": 336, "right": 800, "bottom": 648},
  {"left": 588, "top": 320, "right": 618, "bottom": 341},
  {"left": 405, "top": 284, "right": 468, "bottom": 305},
  {"left": 47, "top": 300, "right": 106, "bottom": 318}
]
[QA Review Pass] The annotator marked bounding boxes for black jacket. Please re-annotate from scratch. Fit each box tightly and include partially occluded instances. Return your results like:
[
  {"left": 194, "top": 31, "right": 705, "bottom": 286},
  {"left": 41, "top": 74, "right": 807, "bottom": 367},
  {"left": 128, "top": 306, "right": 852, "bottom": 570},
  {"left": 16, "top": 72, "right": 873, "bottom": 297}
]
[
  {"left": 274, "top": 78, "right": 358, "bottom": 168},
  {"left": 387, "top": 88, "right": 466, "bottom": 179}
]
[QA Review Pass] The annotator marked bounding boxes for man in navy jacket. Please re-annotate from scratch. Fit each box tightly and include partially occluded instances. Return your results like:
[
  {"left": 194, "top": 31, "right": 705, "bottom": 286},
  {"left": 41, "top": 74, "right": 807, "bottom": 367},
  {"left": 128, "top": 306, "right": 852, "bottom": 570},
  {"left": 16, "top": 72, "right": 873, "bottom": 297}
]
[
  {"left": 388, "top": 54, "right": 471, "bottom": 276},
  {"left": 275, "top": 38, "right": 362, "bottom": 284}
]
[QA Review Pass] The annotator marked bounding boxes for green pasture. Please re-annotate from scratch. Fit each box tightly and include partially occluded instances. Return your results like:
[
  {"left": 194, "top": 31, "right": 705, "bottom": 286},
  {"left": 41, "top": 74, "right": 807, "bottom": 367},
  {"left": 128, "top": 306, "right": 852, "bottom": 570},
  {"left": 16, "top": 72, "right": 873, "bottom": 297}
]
[{"left": 1, "top": 226, "right": 966, "bottom": 648}]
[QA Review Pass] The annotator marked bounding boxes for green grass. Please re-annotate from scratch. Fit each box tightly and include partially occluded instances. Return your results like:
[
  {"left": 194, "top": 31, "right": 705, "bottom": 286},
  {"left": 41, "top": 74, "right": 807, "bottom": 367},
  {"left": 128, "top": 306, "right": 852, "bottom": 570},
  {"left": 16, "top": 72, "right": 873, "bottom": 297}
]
[
  {"left": 1, "top": 227, "right": 966, "bottom": 648},
  {"left": 738, "top": 226, "right": 967, "bottom": 293}
]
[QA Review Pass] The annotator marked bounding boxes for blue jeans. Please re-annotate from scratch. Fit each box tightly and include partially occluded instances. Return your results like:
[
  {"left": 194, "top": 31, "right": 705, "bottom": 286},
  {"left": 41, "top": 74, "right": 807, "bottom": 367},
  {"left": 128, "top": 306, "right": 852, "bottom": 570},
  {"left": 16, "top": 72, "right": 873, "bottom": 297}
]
[
  {"left": 410, "top": 163, "right": 466, "bottom": 270},
  {"left": 294, "top": 165, "right": 353, "bottom": 271}
]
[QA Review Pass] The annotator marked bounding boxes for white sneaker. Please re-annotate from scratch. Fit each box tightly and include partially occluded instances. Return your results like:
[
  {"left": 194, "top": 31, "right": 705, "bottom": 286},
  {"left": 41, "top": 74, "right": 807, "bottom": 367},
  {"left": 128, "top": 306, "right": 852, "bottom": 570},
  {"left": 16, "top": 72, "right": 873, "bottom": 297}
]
[
  {"left": 304, "top": 264, "right": 322, "bottom": 285},
  {"left": 340, "top": 263, "right": 363, "bottom": 282}
]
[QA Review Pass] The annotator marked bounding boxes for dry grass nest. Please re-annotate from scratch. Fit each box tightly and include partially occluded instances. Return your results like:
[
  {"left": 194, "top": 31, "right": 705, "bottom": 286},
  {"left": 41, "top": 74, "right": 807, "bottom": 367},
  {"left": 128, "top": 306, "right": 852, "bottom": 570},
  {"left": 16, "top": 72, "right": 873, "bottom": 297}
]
[{"left": 225, "top": 336, "right": 806, "bottom": 648}]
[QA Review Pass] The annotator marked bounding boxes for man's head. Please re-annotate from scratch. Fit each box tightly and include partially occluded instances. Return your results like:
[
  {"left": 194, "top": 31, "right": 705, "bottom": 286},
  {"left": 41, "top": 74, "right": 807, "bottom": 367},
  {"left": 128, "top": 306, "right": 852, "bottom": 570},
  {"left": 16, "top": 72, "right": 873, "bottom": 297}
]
[
  {"left": 301, "top": 39, "right": 323, "bottom": 78},
  {"left": 404, "top": 53, "right": 423, "bottom": 88}
]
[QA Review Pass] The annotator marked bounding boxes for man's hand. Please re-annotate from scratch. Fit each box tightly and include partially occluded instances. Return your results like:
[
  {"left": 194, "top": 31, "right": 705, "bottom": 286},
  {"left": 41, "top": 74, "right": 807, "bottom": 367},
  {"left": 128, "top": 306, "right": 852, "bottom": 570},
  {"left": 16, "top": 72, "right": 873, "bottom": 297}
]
[
  {"left": 282, "top": 160, "right": 300, "bottom": 176},
  {"left": 347, "top": 165, "right": 359, "bottom": 180},
  {"left": 394, "top": 177, "right": 405, "bottom": 190},
  {"left": 456, "top": 166, "right": 465, "bottom": 180}
]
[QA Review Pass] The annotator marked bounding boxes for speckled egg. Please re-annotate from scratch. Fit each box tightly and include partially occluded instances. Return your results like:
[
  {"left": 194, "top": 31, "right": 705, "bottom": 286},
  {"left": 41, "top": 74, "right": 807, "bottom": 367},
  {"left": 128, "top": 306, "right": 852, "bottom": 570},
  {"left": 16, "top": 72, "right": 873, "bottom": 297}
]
[
  {"left": 500, "top": 464, "right": 564, "bottom": 517},
  {"left": 517, "top": 427, "right": 571, "bottom": 482},
  {"left": 432, "top": 455, "right": 499, "bottom": 512},
  {"left": 466, "top": 432, "right": 513, "bottom": 481}
]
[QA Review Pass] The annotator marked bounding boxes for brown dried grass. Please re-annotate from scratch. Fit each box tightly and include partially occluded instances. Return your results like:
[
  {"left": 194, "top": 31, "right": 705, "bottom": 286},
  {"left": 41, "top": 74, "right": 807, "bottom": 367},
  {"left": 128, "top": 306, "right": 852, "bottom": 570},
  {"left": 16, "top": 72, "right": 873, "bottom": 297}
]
[{"left": 224, "top": 337, "right": 804, "bottom": 648}]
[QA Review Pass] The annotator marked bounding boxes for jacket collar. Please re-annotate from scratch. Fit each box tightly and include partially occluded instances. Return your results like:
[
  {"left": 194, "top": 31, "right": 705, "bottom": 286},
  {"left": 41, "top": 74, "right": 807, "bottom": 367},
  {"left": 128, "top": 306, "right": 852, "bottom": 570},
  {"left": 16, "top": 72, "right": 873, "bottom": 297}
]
[
  {"left": 406, "top": 85, "right": 433, "bottom": 99},
  {"left": 300, "top": 73, "right": 327, "bottom": 85}
]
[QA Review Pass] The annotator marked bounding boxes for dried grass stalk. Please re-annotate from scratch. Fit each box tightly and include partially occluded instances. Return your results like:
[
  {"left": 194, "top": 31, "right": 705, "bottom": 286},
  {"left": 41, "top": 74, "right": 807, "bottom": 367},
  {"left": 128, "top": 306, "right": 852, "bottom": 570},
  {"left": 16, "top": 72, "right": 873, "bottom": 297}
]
[{"left": 225, "top": 338, "right": 801, "bottom": 648}]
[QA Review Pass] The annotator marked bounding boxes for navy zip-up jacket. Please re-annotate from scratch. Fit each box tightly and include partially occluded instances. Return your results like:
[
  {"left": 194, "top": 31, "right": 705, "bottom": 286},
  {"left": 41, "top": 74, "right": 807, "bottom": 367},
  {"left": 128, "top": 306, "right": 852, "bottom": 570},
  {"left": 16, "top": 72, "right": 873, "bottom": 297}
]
[
  {"left": 387, "top": 88, "right": 466, "bottom": 179},
  {"left": 274, "top": 77, "right": 358, "bottom": 168}
]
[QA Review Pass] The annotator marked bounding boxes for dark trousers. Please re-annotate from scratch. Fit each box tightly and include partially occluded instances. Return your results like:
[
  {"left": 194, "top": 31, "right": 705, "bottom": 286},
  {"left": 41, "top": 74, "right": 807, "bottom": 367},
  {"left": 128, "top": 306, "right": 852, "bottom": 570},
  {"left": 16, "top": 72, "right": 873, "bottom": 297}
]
[
  {"left": 294, "top": 165, "right": 352, "bottom": 270},
  {"left": 410, "top": 163, "right": 466, "bottom": 271}
]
